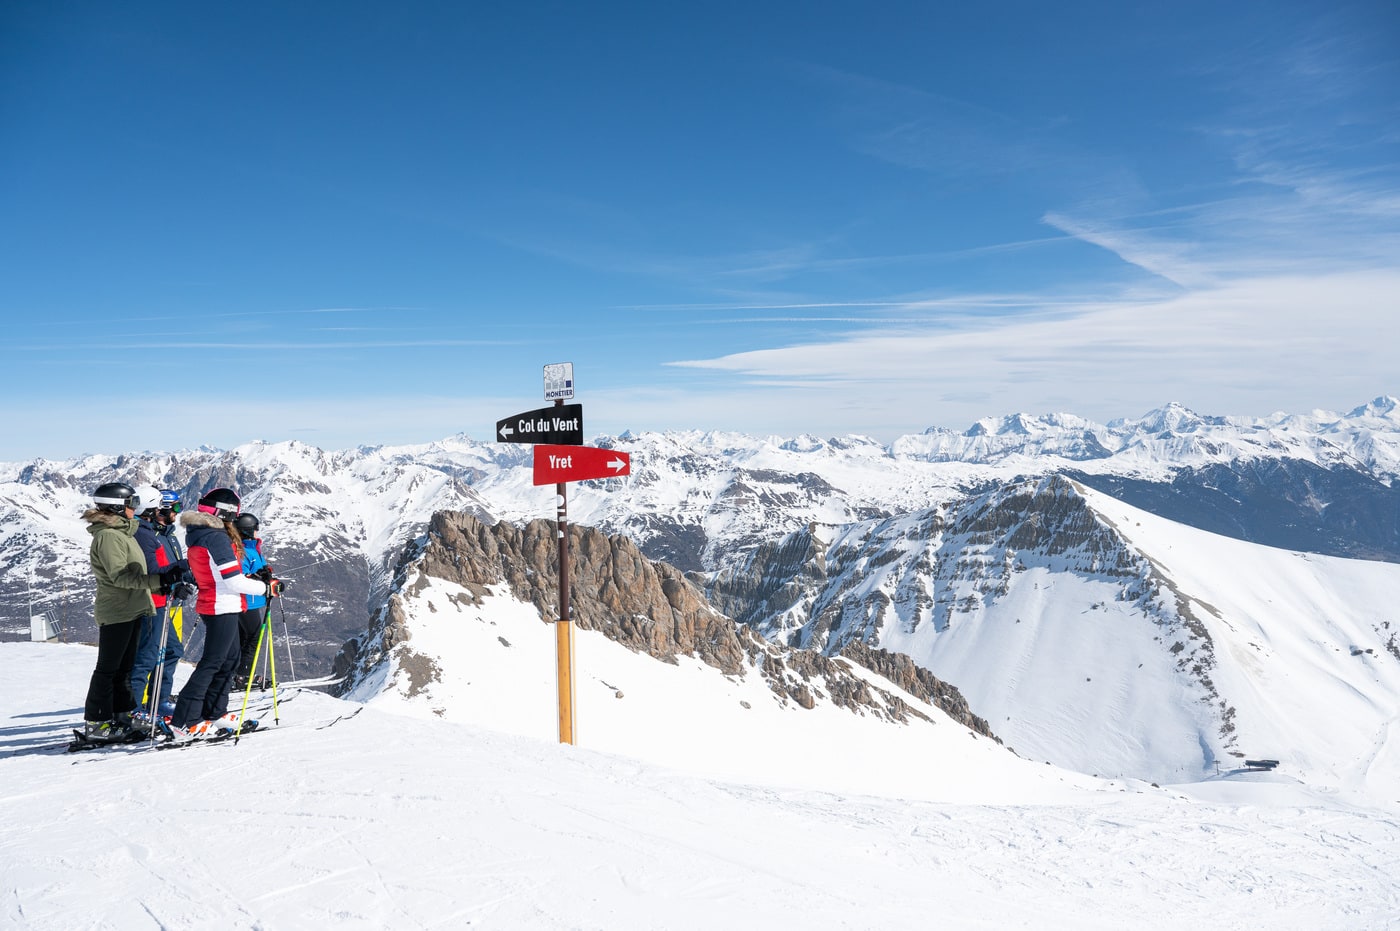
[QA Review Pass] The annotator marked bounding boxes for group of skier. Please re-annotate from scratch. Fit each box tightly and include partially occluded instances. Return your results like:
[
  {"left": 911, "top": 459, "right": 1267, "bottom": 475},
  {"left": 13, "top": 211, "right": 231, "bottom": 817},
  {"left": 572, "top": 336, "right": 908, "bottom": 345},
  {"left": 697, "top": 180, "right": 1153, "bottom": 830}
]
[{"left": 81, "top": 482, "right": 286, "bottom": 743}]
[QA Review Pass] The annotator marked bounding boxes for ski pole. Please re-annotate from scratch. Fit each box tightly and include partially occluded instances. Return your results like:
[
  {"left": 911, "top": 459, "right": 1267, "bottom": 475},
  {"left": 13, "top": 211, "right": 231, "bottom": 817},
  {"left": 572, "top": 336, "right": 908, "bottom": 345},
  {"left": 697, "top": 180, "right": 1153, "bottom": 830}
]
[
  {"left": 265, "top": 605, "right": 280, "bottom": 725},
  {"left": 145, "top": 599, "right": 174, "bottom": 747},
  {"left": 277, "top": 596, "right": 297, "bottom": 682},
  {"left": 233, "top": 603, "right": 272, "bottom": 742}
]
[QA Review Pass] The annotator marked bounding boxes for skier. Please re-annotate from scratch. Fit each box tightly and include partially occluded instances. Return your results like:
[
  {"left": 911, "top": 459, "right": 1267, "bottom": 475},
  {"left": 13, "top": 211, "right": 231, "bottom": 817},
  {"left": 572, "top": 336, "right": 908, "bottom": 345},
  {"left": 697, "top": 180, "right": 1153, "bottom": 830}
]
[
  {"left": 232, "top": 513, "right": 270, "bottom": 691},
  {"left": 128, "top": 485, "right": 192, "bottom": 721},
  {"left": 170, "top": 488, "right": 284, "bottom": 737},
  {"left": 80, "top": 482, "right": 185, "bottom": 741}
]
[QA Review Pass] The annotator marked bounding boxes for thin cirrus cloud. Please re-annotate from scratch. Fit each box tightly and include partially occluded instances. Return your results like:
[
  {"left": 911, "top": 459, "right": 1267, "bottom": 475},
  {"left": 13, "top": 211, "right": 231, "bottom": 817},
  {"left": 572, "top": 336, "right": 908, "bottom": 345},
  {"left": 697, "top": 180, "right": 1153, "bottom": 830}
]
[
  {"left": 664, "top": 266, "right": 1400, "bottom": 431},
  {"left": 18, "top": 339, "right": 513, "bottom": 353}
]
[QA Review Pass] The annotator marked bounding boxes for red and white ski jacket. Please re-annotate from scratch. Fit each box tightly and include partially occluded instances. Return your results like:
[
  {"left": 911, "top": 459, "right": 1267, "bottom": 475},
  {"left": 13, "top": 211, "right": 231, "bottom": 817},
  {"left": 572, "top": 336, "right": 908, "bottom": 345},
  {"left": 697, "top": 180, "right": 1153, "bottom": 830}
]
[{"left": 181, "top": 511, "right": 268, "bottom": 616}]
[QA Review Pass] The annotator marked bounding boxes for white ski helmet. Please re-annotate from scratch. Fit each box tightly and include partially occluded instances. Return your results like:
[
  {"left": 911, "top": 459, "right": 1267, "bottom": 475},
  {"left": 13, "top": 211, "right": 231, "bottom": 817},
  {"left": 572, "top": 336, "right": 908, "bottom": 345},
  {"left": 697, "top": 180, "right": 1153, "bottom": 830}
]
[{"left": 134, "top": 484, "right": 163, "bottom": 516}]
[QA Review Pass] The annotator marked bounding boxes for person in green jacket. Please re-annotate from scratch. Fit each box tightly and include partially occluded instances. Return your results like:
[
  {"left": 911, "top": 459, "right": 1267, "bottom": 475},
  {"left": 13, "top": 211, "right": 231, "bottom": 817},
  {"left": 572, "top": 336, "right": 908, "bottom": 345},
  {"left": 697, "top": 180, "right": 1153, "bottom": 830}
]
[{"left": 81, "top": 481, "right": 182, "bottom": 741}]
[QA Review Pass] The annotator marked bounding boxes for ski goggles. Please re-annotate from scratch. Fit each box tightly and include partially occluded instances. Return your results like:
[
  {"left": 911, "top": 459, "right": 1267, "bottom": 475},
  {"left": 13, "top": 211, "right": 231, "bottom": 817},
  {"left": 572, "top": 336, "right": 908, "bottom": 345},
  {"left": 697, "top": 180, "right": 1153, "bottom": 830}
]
[{"left": 160, "top": 491, "right": 182, "bottom": 514}]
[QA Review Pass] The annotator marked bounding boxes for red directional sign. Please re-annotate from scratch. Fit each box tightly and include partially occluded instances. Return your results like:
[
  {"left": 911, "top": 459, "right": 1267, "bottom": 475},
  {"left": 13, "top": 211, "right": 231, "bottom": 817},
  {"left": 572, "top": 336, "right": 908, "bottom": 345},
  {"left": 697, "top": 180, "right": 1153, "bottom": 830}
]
[{"left": 533, "top": 444, "right": 631, "bottom": 485}]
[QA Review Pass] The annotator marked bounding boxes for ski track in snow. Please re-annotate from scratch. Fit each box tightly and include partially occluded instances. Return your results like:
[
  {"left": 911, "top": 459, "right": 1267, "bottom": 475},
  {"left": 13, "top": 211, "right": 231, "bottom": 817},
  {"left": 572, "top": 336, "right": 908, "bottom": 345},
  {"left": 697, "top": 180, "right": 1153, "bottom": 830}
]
[{"left": 3, "top": 643, "right": 1399, "bottom": 929}]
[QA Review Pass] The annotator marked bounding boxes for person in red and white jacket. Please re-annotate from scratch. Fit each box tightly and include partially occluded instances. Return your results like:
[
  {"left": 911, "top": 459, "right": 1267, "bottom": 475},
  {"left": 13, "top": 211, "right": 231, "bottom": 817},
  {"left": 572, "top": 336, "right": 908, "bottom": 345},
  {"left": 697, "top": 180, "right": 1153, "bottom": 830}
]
[{"left": 170, "top": 487, "right": 285, "bottom": 735}]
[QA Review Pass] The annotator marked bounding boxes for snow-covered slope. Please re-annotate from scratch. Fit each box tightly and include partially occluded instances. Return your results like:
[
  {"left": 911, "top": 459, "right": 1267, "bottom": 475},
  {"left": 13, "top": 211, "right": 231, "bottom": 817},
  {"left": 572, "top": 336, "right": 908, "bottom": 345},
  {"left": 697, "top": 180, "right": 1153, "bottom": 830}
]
[
  {"left": 4, "top": 642, "right": 1399, "bottom": 929},
  {"left": 335, "top": 511, "right": 1012, "bottom": 792},
  {"left": 345, "top": 574, "right": 1083, "bottom": 803},
  {"left": 1090, "top": 488, "right": 1400, "bottom": 796},
  {"left": 718, "top": 476, "right": 1400, "bottom": 790}
]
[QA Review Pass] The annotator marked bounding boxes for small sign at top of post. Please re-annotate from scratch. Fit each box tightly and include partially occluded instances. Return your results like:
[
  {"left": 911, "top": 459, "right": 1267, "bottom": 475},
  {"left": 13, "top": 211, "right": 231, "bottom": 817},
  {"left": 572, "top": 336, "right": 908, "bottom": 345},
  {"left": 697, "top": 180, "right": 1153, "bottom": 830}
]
[{"left": 544, "top": 362, "right": 574, "bottom": 401}]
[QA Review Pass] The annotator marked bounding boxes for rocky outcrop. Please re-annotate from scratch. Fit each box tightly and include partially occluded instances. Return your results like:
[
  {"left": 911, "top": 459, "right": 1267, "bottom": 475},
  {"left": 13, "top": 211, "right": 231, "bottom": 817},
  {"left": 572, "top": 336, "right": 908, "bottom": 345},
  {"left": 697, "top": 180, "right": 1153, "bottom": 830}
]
[
  {"left": 838, "top": 640, "right": 993, "bottom": 736},
  {"left": 339, "top": 511, "right": 998, "bottom": 737},
  {"left": 420, "top": 511, "right": 752, "bottom": 674}
]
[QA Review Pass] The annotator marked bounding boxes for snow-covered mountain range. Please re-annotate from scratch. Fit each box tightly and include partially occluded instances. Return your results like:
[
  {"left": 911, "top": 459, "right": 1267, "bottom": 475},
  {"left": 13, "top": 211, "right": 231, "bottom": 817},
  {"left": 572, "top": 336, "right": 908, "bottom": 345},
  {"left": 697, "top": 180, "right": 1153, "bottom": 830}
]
[
  {"left": 3, "top": 397, "right": 1399, "bottom": 790},
  {"left": 4, "top": 397, "right": 1396, "bottom": 652}
]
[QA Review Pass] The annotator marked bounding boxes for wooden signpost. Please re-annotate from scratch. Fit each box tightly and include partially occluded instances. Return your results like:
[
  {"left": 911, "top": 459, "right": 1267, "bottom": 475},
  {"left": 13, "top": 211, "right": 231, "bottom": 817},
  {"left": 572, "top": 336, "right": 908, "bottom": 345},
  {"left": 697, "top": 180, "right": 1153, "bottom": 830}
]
[{"left": 499, "top": 363, "right": 631, "bottom": 745}]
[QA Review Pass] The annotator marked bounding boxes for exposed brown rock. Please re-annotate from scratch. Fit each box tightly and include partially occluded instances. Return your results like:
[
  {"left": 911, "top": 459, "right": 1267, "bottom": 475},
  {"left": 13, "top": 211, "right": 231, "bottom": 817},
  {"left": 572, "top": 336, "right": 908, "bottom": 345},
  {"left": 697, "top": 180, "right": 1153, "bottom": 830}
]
[{"left": 341, "top": 511, "right": 1001, "bottom": 738}]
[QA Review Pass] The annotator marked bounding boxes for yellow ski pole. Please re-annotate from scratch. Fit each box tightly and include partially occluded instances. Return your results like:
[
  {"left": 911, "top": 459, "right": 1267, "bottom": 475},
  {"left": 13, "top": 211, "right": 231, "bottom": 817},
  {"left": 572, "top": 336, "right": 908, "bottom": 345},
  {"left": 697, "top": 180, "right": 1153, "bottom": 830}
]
[{"left": 233, "top": 606, "right": 271, "bottom": 741}]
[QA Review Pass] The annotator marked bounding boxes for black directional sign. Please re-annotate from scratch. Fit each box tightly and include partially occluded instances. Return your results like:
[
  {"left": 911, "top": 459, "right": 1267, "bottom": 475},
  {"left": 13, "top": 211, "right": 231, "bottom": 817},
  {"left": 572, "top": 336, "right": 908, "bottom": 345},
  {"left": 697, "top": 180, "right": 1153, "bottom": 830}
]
[{"left": 496, "top": 403, "right": 584, "bottom": 445}]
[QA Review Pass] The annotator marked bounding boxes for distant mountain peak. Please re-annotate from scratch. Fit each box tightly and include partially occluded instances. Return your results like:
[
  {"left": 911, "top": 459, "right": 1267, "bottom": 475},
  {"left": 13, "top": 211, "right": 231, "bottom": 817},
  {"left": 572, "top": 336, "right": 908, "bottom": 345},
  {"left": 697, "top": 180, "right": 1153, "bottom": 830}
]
[
  {"left": 1348, "top": 396, "right": 1400, "bottom": 420},
  {"left": 1132, "top": 401, "right": 1206, "bottom": 435}
]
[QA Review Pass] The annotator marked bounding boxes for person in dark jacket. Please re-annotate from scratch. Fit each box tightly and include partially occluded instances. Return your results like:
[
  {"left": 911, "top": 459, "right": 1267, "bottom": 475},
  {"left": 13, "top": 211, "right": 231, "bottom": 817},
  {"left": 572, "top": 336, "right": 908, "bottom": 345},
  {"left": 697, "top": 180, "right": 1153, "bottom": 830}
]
[
  {"left": 170, "top": 488, "right": 283, "bottom": 737},
  {"left": 128, "top": 485, "right": 191, "bottom": 719},
  {"left": 81, "top": 482, "right": 183, "bottom": 740},
  {"left": 233, "top": 513, "right": 270, "bottom": 691}
]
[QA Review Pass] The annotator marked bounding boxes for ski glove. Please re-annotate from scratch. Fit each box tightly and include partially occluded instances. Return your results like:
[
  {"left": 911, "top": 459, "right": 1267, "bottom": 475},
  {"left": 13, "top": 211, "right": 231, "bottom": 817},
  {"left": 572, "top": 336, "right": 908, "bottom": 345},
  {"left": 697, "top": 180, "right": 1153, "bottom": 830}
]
[
  {"left": 171, "top": 581, "right": 196, "bottom": 601},
  {"left": 267, "top": 579, "right": 286, "bottom": 598},
  {"left": 159, "top": 565, "right": 186, "bottom": 588},
  {"left": 254, "top": 566, "right": 274, "bottom": 584}
]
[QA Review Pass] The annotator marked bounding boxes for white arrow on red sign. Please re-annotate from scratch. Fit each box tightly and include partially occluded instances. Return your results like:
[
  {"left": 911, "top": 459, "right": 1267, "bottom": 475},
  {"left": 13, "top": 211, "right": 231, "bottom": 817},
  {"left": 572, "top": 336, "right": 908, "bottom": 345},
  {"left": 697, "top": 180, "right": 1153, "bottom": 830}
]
[{"left": 532, "top": 444, "right": 631, "bottom": 485}]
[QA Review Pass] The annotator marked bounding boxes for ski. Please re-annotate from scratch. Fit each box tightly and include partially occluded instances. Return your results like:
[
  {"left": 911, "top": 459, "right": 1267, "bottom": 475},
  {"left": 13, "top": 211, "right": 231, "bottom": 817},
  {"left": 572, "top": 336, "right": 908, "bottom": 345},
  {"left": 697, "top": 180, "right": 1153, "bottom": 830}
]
[
  {"left": 67, "top": 725, "right": 161, "bottom": 752},
  {"left": 228, "top": 675, "right": 338, "bottom": 696},
  {"left": 275, "top": 674, "right": 343, "bottom": 689},
  {"left": 157, "top": 719, "right": 260, "bottom": 749},
  {"left": 65, "top": 717, "right": 260, "bottom": 753},
  {"left": 60, "top": 700, "right": 357, "bottom": 758}
]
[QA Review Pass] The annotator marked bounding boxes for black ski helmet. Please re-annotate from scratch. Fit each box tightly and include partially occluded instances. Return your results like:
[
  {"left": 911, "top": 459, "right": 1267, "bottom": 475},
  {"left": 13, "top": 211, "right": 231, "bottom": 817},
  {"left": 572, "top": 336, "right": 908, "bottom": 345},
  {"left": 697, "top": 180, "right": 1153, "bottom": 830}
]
[
  {"left": 197, "top": 487, "right": 241, "bottom": 521},
  {"left": 233, "top": 513, "right": 260, "bottom": 539},
  {"left": 92, "top": 482, "right": 138, "bottom": 514}
]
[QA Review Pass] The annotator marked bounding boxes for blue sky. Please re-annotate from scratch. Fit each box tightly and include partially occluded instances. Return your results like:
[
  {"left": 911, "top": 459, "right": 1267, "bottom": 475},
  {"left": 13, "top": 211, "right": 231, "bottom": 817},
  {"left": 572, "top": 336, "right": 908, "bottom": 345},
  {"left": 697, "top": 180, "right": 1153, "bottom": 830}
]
[{"left": 3, "top": 1, "right": 1397, "bottom": 460}]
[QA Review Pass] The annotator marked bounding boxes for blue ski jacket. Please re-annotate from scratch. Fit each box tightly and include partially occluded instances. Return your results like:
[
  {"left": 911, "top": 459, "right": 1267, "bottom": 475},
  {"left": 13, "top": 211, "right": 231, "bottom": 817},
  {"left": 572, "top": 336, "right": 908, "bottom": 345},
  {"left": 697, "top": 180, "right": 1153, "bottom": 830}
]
[
  {"left": 136, "top": 517, "right": 188, "bottom": 609},
  {"left": 242, "top": 537, "right": 268, "bottom": 611}
]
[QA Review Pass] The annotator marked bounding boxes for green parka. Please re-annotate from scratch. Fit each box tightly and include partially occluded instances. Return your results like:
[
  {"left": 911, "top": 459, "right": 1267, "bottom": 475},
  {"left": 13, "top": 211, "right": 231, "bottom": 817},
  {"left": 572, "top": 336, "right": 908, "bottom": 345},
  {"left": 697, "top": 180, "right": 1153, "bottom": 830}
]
[{"left": 83, "top": 509, "right": 159, "bottom": 626}]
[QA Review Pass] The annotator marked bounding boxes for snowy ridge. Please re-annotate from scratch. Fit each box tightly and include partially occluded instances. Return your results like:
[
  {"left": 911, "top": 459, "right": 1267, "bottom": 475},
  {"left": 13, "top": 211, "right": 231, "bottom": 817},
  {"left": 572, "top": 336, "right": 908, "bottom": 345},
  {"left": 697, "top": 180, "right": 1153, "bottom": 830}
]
[
  {"left": 340, "top": 510, "right": 999, "bottom": 744},
  {"left": 344, "top": 575, "right": 1061, "bottom": 803},
  {"left": 708, "top": 475, "right": 1400, "bottom": 790}
]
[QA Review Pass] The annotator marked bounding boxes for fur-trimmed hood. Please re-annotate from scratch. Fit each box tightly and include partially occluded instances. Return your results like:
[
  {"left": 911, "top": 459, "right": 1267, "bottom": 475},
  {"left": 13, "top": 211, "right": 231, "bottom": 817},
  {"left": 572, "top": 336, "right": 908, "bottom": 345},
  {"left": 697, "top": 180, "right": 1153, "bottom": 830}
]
[
  {"left": 181, "top": 510, "right": 226, "bottom": 530},
  {"left": 81, "top": 508, "right": 130, "bottom": 529}
]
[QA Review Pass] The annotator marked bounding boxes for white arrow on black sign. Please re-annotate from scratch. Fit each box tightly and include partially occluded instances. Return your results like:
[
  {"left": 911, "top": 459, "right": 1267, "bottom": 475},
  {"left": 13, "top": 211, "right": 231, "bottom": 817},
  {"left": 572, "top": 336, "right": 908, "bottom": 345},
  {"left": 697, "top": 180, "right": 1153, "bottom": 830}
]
[{"left": 495, "top": 403, "right": 584, "bottom": 445}]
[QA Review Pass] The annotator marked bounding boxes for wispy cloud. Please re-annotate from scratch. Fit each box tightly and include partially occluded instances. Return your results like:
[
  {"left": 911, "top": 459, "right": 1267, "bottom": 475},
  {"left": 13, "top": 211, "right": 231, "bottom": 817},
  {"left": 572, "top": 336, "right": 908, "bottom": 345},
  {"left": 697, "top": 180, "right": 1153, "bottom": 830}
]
[
  {"left": 663, "top": 269, "right": 1400, "bottom": 433},
  {"left": 1041, "top": 214, "right": 1205, "bottom": 289},
  {"left": 620, "top": 291, "right": 1151, "bottom": 313},
  {"left": 30, "top": 306, "right": 414, "bottom": 328},
  {"left": 18, "top": 339, "right": 514, "bottom": 352},
  {"left": 791, "top": 62, "right": 1047, "bottom": 181}
]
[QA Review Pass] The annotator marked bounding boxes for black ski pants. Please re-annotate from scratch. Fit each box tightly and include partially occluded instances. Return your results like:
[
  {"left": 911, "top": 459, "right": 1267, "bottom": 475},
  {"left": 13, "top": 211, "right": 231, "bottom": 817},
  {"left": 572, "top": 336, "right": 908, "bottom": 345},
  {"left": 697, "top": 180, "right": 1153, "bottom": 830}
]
[
  {"left": 238, "top": 607, "right": 267, "bottom": 680},
  {"left": 171, "top": 612, "right": 241, "bottom": 728},
  {"left": 84, "top": 615, "right": 143, "bottom": 722}
]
